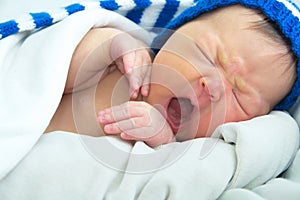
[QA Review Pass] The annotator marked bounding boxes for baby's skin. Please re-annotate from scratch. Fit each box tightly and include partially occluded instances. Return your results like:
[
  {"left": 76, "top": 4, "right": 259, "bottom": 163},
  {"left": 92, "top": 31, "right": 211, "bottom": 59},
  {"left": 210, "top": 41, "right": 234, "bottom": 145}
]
[
  {"left": 95, "top": 30, "right": 175, "bottom": 147},
  {"left": 98, "top": 101, "right": 175, "bottom": 147},
  {"left": 61, "top": 27, "right": 175, "bottom": 147}
]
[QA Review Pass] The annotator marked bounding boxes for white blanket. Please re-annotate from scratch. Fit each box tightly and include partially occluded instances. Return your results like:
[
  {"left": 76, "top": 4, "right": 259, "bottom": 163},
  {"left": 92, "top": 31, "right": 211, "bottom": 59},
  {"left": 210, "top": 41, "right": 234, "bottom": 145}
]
[
  {"left": 0, "top": 112, "right": 298, "bottom": 200},
  {"left": 0, "top": 2, "right": 299, "bottom": 200}
]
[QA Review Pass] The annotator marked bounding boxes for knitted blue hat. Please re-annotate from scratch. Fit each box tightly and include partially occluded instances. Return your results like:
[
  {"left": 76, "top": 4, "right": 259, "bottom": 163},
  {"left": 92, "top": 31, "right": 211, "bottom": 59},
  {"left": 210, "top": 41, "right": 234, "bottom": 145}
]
[{"left": 153, "top": 0, "right": 300, "bottom": 110}]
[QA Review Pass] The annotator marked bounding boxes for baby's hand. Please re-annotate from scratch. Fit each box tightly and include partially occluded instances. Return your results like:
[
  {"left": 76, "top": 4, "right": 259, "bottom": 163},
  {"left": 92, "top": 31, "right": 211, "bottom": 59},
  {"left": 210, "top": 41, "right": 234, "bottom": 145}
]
[
  {"left": 97, "top": 101, "right": 175, "bottom": 147},
  {"left": 110, "top": 33, "right": 152, "bottom": 99}
]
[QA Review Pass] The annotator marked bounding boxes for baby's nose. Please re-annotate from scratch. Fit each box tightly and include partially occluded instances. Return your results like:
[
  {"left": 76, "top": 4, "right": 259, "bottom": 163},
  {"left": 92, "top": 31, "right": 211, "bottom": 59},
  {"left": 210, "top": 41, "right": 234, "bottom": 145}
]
[{"left": 199, "top": 77, "right": 224, "bottom": 102}]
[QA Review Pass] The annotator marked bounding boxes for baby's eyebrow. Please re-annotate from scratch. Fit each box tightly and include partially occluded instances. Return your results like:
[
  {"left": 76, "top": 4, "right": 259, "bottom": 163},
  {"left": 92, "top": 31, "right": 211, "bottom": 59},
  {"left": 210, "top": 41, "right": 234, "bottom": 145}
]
[
  {"left": 233, "top": 75, "right": 246, "bottom": 91},
  {"left": 219, "top": 64, "right": 247, "bottom": 92},
  {"left": 223, "top": 71, "right": 245, "bottom": 91},
  {"left": 218, "top": 52, "right": 229, "bottom": 66},
  {"left": 217, "top": 49, "right": 247, "bottom": 91}
]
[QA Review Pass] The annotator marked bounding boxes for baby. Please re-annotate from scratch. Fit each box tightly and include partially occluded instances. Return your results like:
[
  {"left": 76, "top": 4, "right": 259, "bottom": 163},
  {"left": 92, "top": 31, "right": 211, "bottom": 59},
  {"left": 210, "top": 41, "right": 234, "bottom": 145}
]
[{"left": 46, "top": 4, "right": 297, "bottom": 147}]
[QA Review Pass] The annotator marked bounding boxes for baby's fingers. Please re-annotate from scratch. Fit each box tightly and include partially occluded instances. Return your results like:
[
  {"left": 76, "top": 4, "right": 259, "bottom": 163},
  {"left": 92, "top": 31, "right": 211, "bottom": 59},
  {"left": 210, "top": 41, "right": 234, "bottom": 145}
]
[
  {"left": 137, "top": 50, "right": 152, "bottom": 97},
  {"left": 120, "top": 127, "right": 158, "bottom": 141},
  {"left": 103, "top": 117, "right": 144, "bottom": 134},
  {"left": 141, "top": 64, "right": 151, "bottom": 97},
  {"left": 122, "top": 51, "right": 136, "bottom": 74},
  {"left": 103, "top": 120, "right": 133, "bottom": 134},
  {"left": 123, "top": 50, "right": 152, "bottom": 98},
  {"left": 123, "top": 52, "right": 144, "bottom": 98},
  {"left": 98, "top": 102, "right": 146, "bottom": 124}
]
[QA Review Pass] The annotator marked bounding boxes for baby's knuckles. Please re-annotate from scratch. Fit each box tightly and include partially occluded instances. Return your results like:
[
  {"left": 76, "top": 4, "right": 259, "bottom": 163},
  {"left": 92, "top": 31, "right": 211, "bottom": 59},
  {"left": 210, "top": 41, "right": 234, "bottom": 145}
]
[
  {"left": 125, "top": 101, "right": 153, "bottom": 125},
  {"left": 127, "top": 111, "right": 151, "bottom": 128}
]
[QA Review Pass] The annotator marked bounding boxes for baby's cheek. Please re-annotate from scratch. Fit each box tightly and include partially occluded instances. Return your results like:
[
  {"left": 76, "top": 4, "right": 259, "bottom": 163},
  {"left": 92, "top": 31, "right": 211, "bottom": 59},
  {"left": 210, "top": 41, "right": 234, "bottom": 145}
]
[
  {"left": 198, "top": 96, "right": 232, "bottom": 137},
  {"left": 195, "top": 112, "right": 217, "bottom": 138}
]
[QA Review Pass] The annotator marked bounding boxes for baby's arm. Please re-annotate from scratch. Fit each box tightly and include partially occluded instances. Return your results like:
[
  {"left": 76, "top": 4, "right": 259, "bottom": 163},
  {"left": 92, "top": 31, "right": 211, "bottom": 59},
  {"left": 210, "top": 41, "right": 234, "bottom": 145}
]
[
  {"left": 97, "top": 101, "right": 175, "bottom": 147},
  {"left": 65, "top": 28, "right": 152, "bottom": 98}
]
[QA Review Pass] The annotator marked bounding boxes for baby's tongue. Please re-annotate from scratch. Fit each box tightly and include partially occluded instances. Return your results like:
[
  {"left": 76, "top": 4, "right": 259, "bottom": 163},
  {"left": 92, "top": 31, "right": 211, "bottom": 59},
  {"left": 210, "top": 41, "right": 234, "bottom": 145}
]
[{"left": 168, "top": 98, "right": 193, "bottom": 123}]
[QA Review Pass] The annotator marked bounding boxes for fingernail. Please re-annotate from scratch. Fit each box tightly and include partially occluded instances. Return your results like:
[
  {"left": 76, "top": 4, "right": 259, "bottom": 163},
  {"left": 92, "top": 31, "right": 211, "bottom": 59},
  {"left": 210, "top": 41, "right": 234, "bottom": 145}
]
[
  {"left": 104, "top": 124, "right": 113, "bottom": 132},
  {"left": 97, "top": 115, "right": 104, "bottom": 123},
  {"left": 120, "top": 132, "right": 126, "bottom": 138}
]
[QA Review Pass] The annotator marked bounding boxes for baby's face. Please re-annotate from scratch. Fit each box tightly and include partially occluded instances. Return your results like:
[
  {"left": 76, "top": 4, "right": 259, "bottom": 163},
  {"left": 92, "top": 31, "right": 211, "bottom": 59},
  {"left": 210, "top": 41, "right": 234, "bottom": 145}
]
[{"left": 145, "top": 5, "right": 295, "bottom": 140}]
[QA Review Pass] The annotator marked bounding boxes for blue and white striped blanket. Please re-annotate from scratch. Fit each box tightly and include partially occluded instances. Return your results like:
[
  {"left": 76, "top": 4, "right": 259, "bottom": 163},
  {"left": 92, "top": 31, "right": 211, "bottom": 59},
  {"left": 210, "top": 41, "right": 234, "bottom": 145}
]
[{"left": 0, "top": 0, "right": 196, "bottom": 40}]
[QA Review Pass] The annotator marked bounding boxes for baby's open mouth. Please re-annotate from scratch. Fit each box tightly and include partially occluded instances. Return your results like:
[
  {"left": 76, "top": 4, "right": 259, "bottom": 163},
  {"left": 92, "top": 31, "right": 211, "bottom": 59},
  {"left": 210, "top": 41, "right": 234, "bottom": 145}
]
[{"left": 167, "top": 97, "right": 194, "bottom": 132}]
